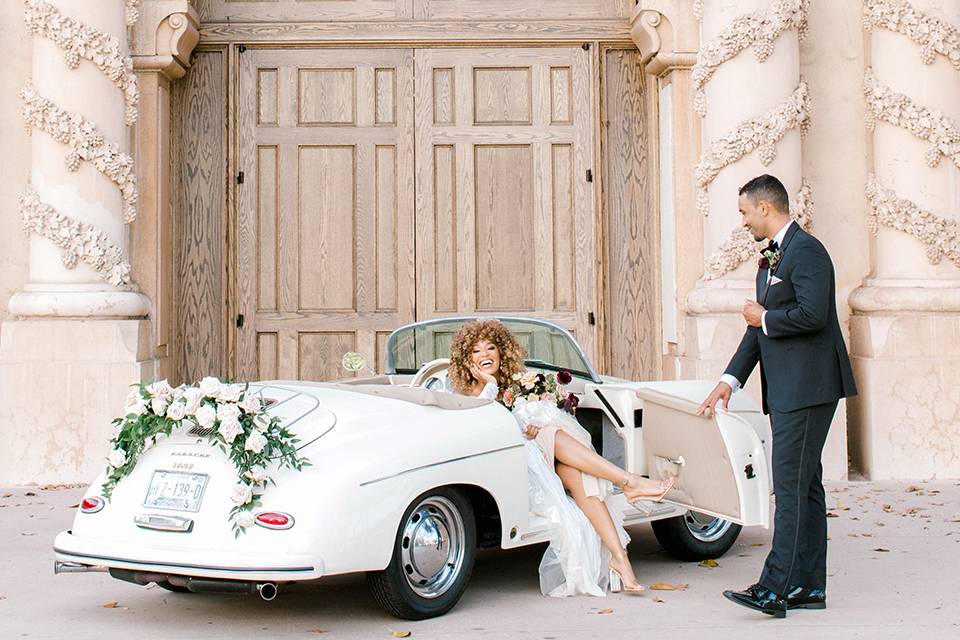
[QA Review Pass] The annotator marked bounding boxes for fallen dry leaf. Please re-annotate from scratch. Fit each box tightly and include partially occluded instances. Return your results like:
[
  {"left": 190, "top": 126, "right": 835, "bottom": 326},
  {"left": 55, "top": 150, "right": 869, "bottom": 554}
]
[
  {"left": 102, "top": 602, "right": 119, "bottom": 608},
  {"left": 861, "top": 533, "right": 874, "bottom": 537},
  {"left": 932, "top": 502, "right": 944, "bottom": 506},
  {"left": 749, "top": 543, "right": 764, "bottom": 547},
  {"left": 597, "top": 609, "right": 613, "bottom": 614},
  {"left": 904, "top": 507, "right": 920, "bottom": 514},
  {"left": 847, "top": 533, "right": 857, "bottom": 537},
  {"left": 21, "top": 533, "right": 34, "bottom": 537},
  {"left": 738, "top": 554, "right": 752, "bottom": 557},
  {"left": 69, "top": 503, "right": 80, "bottom": 509},
  {"left": 876, "top": 520, "right": 885, "bottom": 526},
  {"left": 873, "top": 548, "right": 890, "bottom": 552},
  {"left": 837, "top": 503, "right": 850, "bottom": 510},
  {"left": 826, "top": 512, "right": 838, "bottom": 518},
  {"left": 24, "top": 492, "right": 36, "bottom": 496},
  {"left": 0, "top": 595, "right": 6, "bottom": 600},
  {"left": 699, "top": 559, "right": 719, "bottom": 568},
  {"left": 882, "top": 505, "right": 893, "bottom": 512},
  {"left": 650, "top": 583, "right": 676, "bottom": 590},
  {"left": 652, "top": 597, "right": 664, "bottom": 603},
  {"left": 2, "top": 493, "right": 11, "bottom": 498},
  {"left": 906, "top": 485, "right": 923, "bottom": 493},
  {"left": 390, "top": 631, "right": 411, "bottom": 638}
]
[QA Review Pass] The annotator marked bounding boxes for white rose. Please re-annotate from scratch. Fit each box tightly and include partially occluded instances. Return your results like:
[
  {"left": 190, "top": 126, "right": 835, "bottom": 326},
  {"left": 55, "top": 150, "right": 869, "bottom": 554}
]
[
  {"left": 234, "top": 510, "right": 256, "bottom": 529},
  {"left": 199, "top": 376, "right": 222, "bottom": 398},
  {"left": 218, "top": 416, "right": 243, "bottom": 443},
  {"left": 151, "top": 395, "right": 170, "bottom": 416},
  {"left": 148, "top": 379, "right": 174, "bottom": 400},
  {"left": 253, "top": 414, "right": 271, "bottom": 433},
  {"left": 245, "top": 432, "right": 268, "bottom": 454},
  {"left": 218, "top": 383, "right": 243, "bottom": 403},
  {"left": 171, "top": 384, "right": 186, "bottom": 401},
  {"left": 195, "top": 404, "right": 217, "bottom": 429},
  {"left": 217, "top": 402, "right": 241, "bottom": 422},
  {"left": 182, "top": 387, "right": 204, "bottom": 415},
  {"left": 239, "top": 393, "right": 261, "bottom": 414},
  {"left": 124, "top": 389, "right": 148, "bottom": 416},
  {"left": 108, "top": 449, "right": 126, "bottom": 468},
  {"left": 230, "top": 482, "right": 253, "bottom": 505},
  {"left": 166, "top": 400, "right": 187, "bottom": 421},
  {"left": 244, "top": 465, "right": 269, "bottom": 484}
]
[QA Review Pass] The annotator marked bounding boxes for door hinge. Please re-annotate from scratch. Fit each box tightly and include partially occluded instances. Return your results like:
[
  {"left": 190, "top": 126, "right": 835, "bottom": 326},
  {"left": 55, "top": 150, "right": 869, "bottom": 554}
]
[
  {"left": 588, "top": 312, "right": 596, "bottom": 326},
  {"left": 238, "top": 45, "right": 247, "bottom": 53},
  {"left": 586, "top": 169, "right": 593, "bottom": 182},
  {"left": 236, "top": 314, "right": 244, "bottom": 328},
  {"left": 237, "top": 171, "right": 244, "bottom": 184}
]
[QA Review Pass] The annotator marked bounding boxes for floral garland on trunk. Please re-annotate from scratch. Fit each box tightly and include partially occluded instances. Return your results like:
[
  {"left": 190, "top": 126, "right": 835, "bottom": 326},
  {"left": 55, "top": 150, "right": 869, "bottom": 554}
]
[{"left": 103, "top": 377, "right": 310, "bottom": 536}]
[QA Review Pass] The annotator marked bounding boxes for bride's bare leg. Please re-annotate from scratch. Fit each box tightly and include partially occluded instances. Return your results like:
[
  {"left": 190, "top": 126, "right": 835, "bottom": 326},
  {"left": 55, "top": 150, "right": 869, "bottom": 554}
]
[
  {"left": 555, "top": 462, "right": 642, "bottom": 591},
  {"left": 553, "top": 430, "right": 672, "bottom": 502}
]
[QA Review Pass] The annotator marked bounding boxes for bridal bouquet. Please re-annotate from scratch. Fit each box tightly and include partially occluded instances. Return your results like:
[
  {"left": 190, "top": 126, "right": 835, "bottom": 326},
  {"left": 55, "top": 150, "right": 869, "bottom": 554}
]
[
  {"left": 103, "top": 377, "right": 310, "bottom": 536},
  {"left": 500, "top": 370, "right": 579, "bottom": 415}
]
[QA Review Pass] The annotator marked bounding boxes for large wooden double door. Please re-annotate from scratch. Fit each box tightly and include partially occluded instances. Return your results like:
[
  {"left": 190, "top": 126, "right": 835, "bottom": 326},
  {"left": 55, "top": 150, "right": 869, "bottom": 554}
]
[{"left": 235, "top": 46, "right": 598, "bottom": 380}]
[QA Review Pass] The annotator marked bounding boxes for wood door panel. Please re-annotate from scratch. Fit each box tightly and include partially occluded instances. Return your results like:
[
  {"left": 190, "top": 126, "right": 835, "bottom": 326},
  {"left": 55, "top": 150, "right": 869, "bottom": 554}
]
[
  {"left": 414, "top": 47, "right": 599, "bottom": 363},
  {"left": 237, "top": 48, "right": 415, "bottom": 380}
]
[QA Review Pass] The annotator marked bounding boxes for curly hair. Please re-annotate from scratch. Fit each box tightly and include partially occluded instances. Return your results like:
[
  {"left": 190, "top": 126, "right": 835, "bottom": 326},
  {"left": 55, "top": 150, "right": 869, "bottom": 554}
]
[{"left": 448, "top": 319, "right": 527, "bottom": 395}]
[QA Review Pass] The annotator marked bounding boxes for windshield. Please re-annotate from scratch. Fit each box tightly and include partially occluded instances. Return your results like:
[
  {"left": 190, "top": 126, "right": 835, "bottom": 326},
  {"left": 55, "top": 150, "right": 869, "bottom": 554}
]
[{"left": 386, "top": 317, "right": 600, "bottom": 382}]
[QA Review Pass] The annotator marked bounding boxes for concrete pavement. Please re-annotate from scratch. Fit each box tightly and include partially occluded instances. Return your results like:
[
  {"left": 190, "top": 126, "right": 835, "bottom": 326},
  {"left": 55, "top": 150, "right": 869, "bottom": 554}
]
[{"left": 2, "top": 480, "right": 958, "bottom": 639}]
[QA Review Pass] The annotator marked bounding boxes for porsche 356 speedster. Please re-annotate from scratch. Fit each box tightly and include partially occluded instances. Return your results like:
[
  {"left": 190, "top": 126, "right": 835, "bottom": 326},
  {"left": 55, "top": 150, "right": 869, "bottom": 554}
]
[{"left": 54, "top": 316, "right": 772, "bottom": 619}]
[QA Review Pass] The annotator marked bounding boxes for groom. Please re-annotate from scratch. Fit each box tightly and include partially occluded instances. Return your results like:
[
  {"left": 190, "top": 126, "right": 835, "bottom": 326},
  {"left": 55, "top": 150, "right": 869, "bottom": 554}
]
[{"left": 697, "top": 174, "right": 857, "bottom": 618}]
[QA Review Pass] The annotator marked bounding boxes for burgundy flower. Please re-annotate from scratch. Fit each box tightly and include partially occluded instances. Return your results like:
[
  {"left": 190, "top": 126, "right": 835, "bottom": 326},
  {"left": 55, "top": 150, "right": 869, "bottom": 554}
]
[
  {"left": 557, "top": 370, "right": 572, "bottom": 385},
  {"left": 758, "top": 256, "right": 770, "bottom": 270}
]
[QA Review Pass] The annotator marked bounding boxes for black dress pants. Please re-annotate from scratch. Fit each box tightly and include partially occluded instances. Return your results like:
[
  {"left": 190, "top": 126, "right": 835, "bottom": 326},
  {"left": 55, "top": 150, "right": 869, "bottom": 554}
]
[{"left": 758, "top": 400, "right": 837, "bottom": 596}]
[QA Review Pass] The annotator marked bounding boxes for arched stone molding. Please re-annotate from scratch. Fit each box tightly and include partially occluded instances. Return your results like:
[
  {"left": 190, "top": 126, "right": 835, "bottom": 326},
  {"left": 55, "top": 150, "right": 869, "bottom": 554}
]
[{"left": 128, "top": 0, "right": 199, "bottom": 367}]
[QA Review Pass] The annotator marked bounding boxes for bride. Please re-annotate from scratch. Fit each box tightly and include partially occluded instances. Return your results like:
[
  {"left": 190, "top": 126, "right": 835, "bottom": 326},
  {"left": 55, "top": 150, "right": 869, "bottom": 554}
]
[{"left": 445, "top": 319, "right": 673, "bottom": 596}]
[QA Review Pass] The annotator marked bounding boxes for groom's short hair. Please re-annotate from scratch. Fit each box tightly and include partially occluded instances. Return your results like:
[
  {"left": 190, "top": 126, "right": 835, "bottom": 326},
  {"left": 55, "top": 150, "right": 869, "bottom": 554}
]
[{"left": 740, "top": 174, "right": 789, "bottom": 214}]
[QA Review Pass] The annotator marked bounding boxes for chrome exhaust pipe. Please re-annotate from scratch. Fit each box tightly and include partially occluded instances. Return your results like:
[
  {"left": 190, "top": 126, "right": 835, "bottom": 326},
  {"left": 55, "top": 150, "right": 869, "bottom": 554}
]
[
  {"left": 257, "top": 582, "right": 278, "bottom": 601},
  {"left": 55, "top": 561, "right": 108, "bottom": 574}
]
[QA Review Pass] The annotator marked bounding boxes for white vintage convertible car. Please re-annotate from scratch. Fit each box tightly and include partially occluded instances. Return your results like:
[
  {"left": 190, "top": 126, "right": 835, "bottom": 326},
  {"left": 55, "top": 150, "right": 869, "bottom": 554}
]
[{"left": 54, "top": 316, "right": 772, "bottom": 619}]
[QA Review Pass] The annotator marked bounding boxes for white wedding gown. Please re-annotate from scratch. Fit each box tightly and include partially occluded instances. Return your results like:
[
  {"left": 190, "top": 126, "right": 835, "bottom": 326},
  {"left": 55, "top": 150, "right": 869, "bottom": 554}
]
[{"left": 478, "top": 383, "right": 630, "bottom": 597}]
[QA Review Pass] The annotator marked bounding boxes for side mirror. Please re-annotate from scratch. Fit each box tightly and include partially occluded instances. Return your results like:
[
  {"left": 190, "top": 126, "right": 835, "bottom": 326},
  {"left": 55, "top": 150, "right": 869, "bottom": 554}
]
[{"left": 342, "top": 352, "right": 367, "bottom": 372}]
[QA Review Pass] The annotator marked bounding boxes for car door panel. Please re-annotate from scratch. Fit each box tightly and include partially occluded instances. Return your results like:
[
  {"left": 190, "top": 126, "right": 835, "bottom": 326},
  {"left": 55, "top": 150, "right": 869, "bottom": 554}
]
[{"left": 636, "top": 382, "right": 771, "bottom": 528}]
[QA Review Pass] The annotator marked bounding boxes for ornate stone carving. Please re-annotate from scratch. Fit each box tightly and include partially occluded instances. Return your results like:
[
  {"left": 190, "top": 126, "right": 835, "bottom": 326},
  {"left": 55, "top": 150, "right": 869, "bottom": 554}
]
[
  {"left": 21, "top": 82, "right": 138, "bottom": 223},
  {"left": 866, "top": 174, "right": 960, "bottom": 267},
  {"left": 695, "top": 79, "right": 810, "bottom": 217},
  {"left": 127, "top": 0, "right": 140, "bottom": 27},
  {"left": 704, "top": 179, "right": 813, "bottom": 280},
  {"left": 19, "top": 183, "right": 132, "bottom": 286},
  {"left": 863, "top": 70, "right": 960, "bottom": 170},
  {"left": 131, "top": 2, "right": 201, "bottom": 80},
  {"left": 863, "top": 0, "right": 960, "bottom": 70},
  {"left": 24, "top": 0, "right": 140, "bottom": 126},
  {"left": 692, "top": 0, "right": 809, "bottom": 117}
]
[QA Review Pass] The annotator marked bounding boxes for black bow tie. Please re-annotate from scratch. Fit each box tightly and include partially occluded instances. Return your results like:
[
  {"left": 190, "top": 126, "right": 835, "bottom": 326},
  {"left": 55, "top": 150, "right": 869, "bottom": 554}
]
[{"left": 763, "top": 240, "right": 779, "bottom": 254}]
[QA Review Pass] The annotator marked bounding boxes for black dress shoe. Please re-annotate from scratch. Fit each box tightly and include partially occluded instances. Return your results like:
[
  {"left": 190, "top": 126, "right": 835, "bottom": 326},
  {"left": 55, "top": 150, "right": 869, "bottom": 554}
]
[
  {"left": 787, "top": 586, "right": 826, "bottom": 610},
  {"left": 722, "top": 584, "right": 788, "bottom": 618}
]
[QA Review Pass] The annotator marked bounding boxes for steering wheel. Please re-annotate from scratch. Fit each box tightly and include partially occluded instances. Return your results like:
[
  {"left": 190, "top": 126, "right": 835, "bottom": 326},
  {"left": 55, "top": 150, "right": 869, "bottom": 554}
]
[{"left": 410, "top": 358, "right": 451, "bottom": 388}]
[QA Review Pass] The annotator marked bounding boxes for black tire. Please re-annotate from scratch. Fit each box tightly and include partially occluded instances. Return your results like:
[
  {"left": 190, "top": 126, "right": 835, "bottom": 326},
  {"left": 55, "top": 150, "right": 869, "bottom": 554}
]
[
  {"left": 651, "top": 511, "right": 742, "bottom": 561},
  {"left": 155, "top": 580, "right": 190, "bottom": 593},
  {"left": 366, "top": 488, "right": 476, "bottom": 620}
]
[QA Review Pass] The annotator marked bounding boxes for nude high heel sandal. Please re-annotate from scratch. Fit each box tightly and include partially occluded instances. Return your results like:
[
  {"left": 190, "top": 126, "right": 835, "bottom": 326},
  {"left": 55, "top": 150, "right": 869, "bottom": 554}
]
[{"left": 609, "top": 556, "right": 644, "bottom": 593}]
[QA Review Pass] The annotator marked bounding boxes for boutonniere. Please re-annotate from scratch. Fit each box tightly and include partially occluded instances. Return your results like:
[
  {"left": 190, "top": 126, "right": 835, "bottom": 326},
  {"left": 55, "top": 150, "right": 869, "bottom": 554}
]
[{"left": 758, "top": 242, "right": 781, "bottom": 271}]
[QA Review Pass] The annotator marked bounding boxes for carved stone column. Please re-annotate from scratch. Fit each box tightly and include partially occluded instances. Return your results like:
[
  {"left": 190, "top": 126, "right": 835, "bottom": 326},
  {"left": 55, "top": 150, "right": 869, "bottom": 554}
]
[
  {"left": 849, "top": 0, "right": 960, "bottom": 478},
  {"left": 0, "top": 0, "right": 167, "bottom": 484}
]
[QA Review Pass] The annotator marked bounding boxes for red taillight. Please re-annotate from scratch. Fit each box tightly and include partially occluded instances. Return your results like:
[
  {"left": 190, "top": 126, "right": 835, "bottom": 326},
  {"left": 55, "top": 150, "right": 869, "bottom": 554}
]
[
  {"left": 255, "top": 511, "right": 294, "bottom": 530},
  {"left": 80, "top": 496, "right": 105, "bottom": 514}
]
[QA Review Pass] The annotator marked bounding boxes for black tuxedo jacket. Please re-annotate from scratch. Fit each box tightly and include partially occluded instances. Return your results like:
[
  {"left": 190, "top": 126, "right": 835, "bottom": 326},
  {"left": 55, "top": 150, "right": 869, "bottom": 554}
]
[{"left": 725, "top": 223, "right": 857, "bottom": 414}]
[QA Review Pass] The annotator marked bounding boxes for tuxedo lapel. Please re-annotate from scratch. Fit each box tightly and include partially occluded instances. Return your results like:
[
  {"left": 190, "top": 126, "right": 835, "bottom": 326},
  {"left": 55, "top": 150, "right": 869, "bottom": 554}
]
[{"left": 759, "top": 223, "right": 801, "bottom": 306}]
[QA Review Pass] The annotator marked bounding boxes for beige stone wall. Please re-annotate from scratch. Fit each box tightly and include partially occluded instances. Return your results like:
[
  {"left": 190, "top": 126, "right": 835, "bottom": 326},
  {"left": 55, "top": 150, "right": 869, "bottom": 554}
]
[
  {"left": 799, "top": 1, "right": 872, "bottom": 478},
  {"left": 0, "top": 7, "right": 32, "bottom": 325}
]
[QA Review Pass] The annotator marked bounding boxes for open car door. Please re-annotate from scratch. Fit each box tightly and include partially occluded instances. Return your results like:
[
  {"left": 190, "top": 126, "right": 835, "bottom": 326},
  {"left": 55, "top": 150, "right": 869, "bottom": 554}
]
[{"left": 636, "top": 381, "right": 772, "bottom": 528}]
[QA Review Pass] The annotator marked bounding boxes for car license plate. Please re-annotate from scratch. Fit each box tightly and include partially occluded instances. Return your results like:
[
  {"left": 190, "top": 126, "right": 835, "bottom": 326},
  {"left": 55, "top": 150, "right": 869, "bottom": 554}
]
[{"left": 143, "top": 471, "right": 209, "bottom": 512}]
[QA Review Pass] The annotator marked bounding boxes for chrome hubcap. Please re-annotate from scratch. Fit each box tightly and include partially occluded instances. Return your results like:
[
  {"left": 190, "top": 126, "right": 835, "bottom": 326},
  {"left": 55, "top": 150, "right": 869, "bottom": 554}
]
[
  {"left": 683, "top": 511, "right": 732, "bottom": 543},
  {"left": 400, "top": 496, "right": 465, "bottom": 598}
]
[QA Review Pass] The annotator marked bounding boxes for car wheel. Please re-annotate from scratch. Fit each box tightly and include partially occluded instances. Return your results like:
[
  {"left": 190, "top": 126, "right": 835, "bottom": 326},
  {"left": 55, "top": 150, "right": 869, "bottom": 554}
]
[
  {"left": 650, "top": 511, "right": 742, "bottom": 561},
  {"left": 367, "top": 487, "right": 476, "bottom": 620}
]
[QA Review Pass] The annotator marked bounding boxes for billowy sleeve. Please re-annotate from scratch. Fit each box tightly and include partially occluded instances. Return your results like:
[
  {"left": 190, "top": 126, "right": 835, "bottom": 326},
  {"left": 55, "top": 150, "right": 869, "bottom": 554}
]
[{"left": 478, "top": 382, "right": 499, "bottom": 400}]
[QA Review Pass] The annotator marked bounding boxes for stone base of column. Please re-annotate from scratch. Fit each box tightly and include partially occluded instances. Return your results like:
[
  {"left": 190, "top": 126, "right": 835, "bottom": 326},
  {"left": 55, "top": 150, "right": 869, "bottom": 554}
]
[
  {"left": 848, "top": 311, "right": 960, "bottom": 480},
  {"left": 676, "top": 284, "right": 849, "bottom": 481},
  {"left": 0, "top": 319, "right": 152, "bottom": 484}
]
